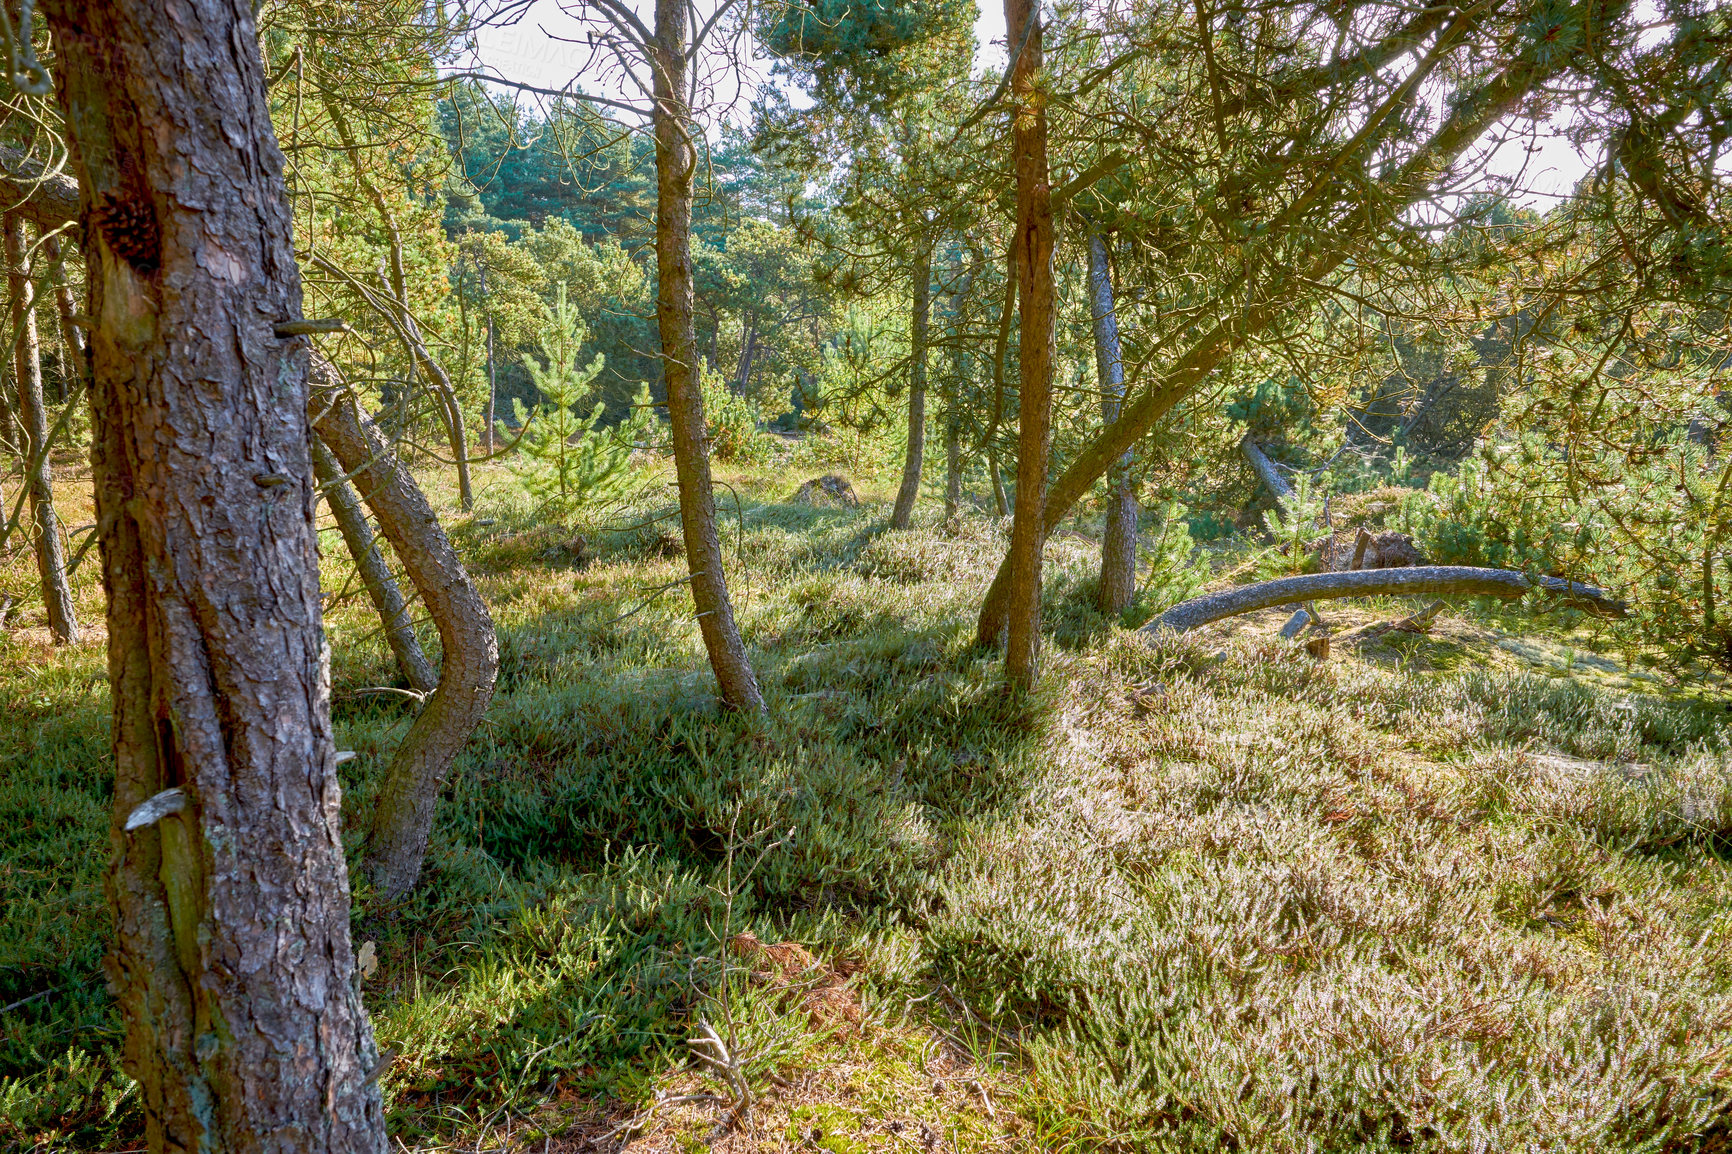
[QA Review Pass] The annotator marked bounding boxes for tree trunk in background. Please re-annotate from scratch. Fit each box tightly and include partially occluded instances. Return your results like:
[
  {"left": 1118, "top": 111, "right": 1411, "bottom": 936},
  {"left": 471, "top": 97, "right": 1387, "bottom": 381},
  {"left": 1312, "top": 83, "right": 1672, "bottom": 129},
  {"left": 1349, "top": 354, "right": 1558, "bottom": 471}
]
[
  {"left": 891, "top": 247, "right": 931, "bottom": 529},
  {"left": 980, "top": 243, "right": 1016, "bottom": 527},
  {"left": 310, "top": 363, "right": 498, "bottom": 899},
  {"left": 943, "top": 262, "right": 977, "bottom": 523},
  {"left": 43, "top": 234, "right": 86, "bottom": 394},
  {"left": 311, "top": 436, "right": 437, "bottom": 696},
  {"left": 42, "top": 2, "right": 386, "bottom": 1149},
  {"left": 651, "top": 0, "right": 765, "bottom": 712},
  {"left": 998, "top": 0, "right": 1056, "bottom": 689},
  {"left": 5, "top": 214, "right": 79, "bottom": 644},
  {"left": 945, "top": 410, "right": 962, "bottom": 521},
  {"left": 734, "top": 315, "right": 757, "bottom": 393},
  {"left": 1088, "top": 227, "right": 1137, "bottom": 617}
]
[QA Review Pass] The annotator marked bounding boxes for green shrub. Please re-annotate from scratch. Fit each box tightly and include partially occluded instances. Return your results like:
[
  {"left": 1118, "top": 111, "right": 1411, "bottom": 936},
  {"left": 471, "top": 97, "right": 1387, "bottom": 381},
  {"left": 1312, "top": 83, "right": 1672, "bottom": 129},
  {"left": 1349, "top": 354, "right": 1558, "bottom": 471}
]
[{"left": 701, "top": 365, "right": 766, "bottom": 463}]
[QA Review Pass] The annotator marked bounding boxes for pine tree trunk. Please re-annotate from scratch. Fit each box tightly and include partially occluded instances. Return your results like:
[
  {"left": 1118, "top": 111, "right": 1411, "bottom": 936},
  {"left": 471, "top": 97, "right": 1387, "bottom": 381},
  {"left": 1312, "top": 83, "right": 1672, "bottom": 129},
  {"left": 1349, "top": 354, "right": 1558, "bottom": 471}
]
[
  {"left": 979, "top": 243, "right": 1016, "bottom": 534},
  {"left": 1088, "top": 227, "right": 1137, "bottom": 617},
  {"left": 311, "top": 436, "right": 437, "bottom": 695},
  {"left": 945, "top": 408, "right": 962, "bottom": 521},
  {"left": 41, "top": 2, "right": 386, "bottom": 1149},
  {"left": 652, "top": 0, "right": 765, "bottom": 712},
  {"left": 891, "top": 247, "right": 931, "bottom": 530},
  {"left": 43, "top": 234, "right": 87, "bottom": 392},
  {"left": 5, "top": 214, "right": 79, "bottom": 644},
  {"left": 1000, "top": 0, "right": 1055, "bottom": 689},
  {"left": 309, "top": 364, "right": 498, "bottom": 898}
]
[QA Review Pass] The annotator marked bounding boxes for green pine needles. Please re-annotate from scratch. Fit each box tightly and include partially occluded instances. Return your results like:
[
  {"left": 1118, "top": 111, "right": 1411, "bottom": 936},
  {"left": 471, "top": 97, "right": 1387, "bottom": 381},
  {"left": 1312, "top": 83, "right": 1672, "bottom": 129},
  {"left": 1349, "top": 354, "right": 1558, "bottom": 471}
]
[{"left": 511, "top": 283, "right": 654, "bottom": 519}]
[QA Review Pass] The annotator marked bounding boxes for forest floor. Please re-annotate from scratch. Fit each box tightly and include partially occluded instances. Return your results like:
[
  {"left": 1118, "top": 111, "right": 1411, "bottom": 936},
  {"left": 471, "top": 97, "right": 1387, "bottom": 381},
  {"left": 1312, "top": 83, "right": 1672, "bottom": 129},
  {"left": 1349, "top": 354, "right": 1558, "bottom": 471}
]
[{"left": 5, "top": 447, "right": 1732, "bottom": 1152}]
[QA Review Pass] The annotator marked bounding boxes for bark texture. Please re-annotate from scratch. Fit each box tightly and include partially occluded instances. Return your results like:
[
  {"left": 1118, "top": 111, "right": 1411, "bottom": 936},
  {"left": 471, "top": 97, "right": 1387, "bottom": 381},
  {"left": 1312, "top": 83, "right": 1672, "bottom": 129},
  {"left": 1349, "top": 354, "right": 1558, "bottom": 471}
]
[
  {"left": 651, "top": 0, "right": 765, "bottom": 711},
  {"left": 6, "top": 214, "right": 79, "bottom": 643},
  {"left": 1240, "top": 434, "right": 1294, "bottom": 500},
  {"left": 1088, "top": 227, "right": 1136, "bottom": 617},
  {"left": 891, "top": 247, "right": 931, "bottom": 530},
  {"left": 311, "top": 436, "right": 437, "bottom": 696},
  {"left": 309, "top": 365, "right": 497, "bottom": 898},
  {"left": 999, "top": 0, "right": 1056, "bottom": 689},
  {"left": 1143, "top": 566, "right": 1627, "bottom": 635},
  {"left": 42, "top": 1, "right": 385, "bottom": 1149}
]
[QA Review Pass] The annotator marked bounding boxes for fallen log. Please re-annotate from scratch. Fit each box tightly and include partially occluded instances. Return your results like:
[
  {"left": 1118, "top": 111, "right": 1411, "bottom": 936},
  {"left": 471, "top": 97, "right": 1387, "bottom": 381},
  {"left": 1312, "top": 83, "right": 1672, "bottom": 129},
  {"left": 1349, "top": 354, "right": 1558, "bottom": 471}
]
[{"left": 1142, "top": 566, "right": 1627, "bottom": 635}]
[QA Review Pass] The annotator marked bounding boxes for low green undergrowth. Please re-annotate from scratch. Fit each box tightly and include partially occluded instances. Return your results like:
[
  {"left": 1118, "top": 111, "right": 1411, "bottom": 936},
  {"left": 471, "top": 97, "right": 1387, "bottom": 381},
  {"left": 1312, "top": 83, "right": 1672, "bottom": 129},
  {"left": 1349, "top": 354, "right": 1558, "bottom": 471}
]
[{"left": 5, "top": 457, "right": 1732, "bottom": 1151}]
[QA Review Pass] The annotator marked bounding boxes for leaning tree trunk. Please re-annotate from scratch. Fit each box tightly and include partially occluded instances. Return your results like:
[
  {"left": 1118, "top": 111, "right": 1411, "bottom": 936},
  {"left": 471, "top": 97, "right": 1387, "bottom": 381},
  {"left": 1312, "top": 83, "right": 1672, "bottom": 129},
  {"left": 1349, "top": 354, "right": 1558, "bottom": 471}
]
[
  {"left": 891, "top": 246, "right": 932, "bottom": 530},
  {"left": 997, "top": 0, "right": 1056, "bottom": 689},
  {"left": 650, "top": 0, "right": 765, "bottom": 712},
  {"left": 1088, "top": 226, "right": 1136, "bottom": 617},
  {"left": 5, "top": 214, "right": 78, "bottom": 644},
  {"left": 41, "top": 1, "right": 386, "bottom": 1149},
  {"left": 311, "top": 436, "right": 437, "bottom": 695},
  {"left": 309, "top": 364, "right": 497, "bottom": 898}
]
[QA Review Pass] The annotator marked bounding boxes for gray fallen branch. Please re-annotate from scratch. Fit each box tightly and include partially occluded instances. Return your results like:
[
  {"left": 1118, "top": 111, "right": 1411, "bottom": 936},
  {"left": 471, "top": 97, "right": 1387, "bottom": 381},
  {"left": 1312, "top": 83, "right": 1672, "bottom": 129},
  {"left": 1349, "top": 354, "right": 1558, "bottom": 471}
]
[
  {"left": 1240, "top": 434, "right": 1294, "bottom": 500},
  {"left": 1143, "top": 566, "right": 1627, "bottom": 635}
]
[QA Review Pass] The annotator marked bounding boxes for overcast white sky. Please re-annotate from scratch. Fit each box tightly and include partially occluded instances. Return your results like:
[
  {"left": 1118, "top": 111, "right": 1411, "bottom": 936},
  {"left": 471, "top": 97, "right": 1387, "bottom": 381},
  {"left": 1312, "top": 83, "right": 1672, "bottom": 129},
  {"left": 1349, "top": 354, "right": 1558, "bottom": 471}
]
[{"left": 465, "top": 0, "right": 1598, "bottom": 205}]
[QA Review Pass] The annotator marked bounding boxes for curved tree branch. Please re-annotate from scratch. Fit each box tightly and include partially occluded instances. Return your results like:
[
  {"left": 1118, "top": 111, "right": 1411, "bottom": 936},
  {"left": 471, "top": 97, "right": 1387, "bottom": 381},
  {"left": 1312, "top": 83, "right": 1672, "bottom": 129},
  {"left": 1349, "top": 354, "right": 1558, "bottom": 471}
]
[
  {"left": 1142, "top": 566, "right": 1627, "bottom": 635},
  {"left": 308, "top": 357, "right": 497, "bottom": 899}
]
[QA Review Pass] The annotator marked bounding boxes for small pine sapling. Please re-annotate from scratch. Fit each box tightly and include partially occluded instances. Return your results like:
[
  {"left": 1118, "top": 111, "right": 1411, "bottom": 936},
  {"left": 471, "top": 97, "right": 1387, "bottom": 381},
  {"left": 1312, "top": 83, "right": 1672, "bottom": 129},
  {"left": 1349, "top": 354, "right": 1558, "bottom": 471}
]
[
  {"left": 1258, "top": 471, "right": 1326, "bottom": 578},
  {"left": 511, "top": 284, "right": 642, "bottom": 518},
  {"left": 1135, "top": 501, "right": 1204, "bottom": 614}
]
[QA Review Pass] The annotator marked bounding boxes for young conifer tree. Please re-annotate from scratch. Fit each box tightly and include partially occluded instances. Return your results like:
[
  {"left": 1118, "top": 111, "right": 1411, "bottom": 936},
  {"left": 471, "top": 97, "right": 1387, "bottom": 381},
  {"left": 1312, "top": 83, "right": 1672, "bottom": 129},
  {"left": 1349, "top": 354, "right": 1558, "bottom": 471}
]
[{"left": 512, "top": 282, "right": 639, "bottom": 517}]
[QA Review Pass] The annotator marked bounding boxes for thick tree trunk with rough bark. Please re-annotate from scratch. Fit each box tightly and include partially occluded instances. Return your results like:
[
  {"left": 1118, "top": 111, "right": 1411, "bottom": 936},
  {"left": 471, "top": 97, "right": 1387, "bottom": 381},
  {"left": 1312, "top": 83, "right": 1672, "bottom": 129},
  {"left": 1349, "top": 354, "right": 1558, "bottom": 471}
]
[
  {"left": 892, "top": 248, "right": 931, "bottom": 530},
  {"left": 1142, "top": 566, "right": 1627, "bottom": 634},
  {"left": 6, "top": 214, "right": 78, "bottom": 644},
  {"left": 41, "top": 2, "right": 386, "bottom": 1149},
  {"left": 998, "top": 0, "right": 1056, "bottom": 689},
  {"left": 309, "top": 365, "right": 497, "bottom": 898},
  {"left": 1088, "top": 227, "right": 1136, "bottom": 617},
  {"left": 651, "top": 0, "right": 765, "bottom": 712},
  {"left": 311, "top": 436, "right": 437, "bottom": 695}
]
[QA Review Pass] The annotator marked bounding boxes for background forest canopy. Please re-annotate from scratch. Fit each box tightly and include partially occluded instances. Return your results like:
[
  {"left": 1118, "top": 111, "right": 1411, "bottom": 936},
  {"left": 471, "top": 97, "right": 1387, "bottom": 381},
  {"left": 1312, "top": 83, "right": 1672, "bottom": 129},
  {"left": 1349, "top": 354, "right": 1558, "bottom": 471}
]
[{"left": 230, "top": 0, "right": 1732, "bottom": 669}]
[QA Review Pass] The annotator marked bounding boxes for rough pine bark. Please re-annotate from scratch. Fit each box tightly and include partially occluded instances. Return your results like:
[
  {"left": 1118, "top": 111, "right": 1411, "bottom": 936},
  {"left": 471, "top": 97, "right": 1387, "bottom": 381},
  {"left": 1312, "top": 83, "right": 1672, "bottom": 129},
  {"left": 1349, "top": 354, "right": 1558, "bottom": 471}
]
[
  {"left": 41, "top": 1, "right": 386, "bottom": 1149},
  {"left": 891, "top": 247, "right": 932, "bottom": 530},
  {"left": 651, "top": 0, "right": 765, "bottom": 711},
  {"left": 1088, "top": 227, "right": 1136, "bottom": 617},
  {"left": 309, "top": 365, "right": 497, "bottom": 898},
  {"left": 310, "top": 436, "right": 437, "bottom": 696},
  {"left": 5, "top": 214, "right": 79, "bottom": 643},
  {"left": 997, "top": 0, "right": 1056, "bottom": 689}
]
